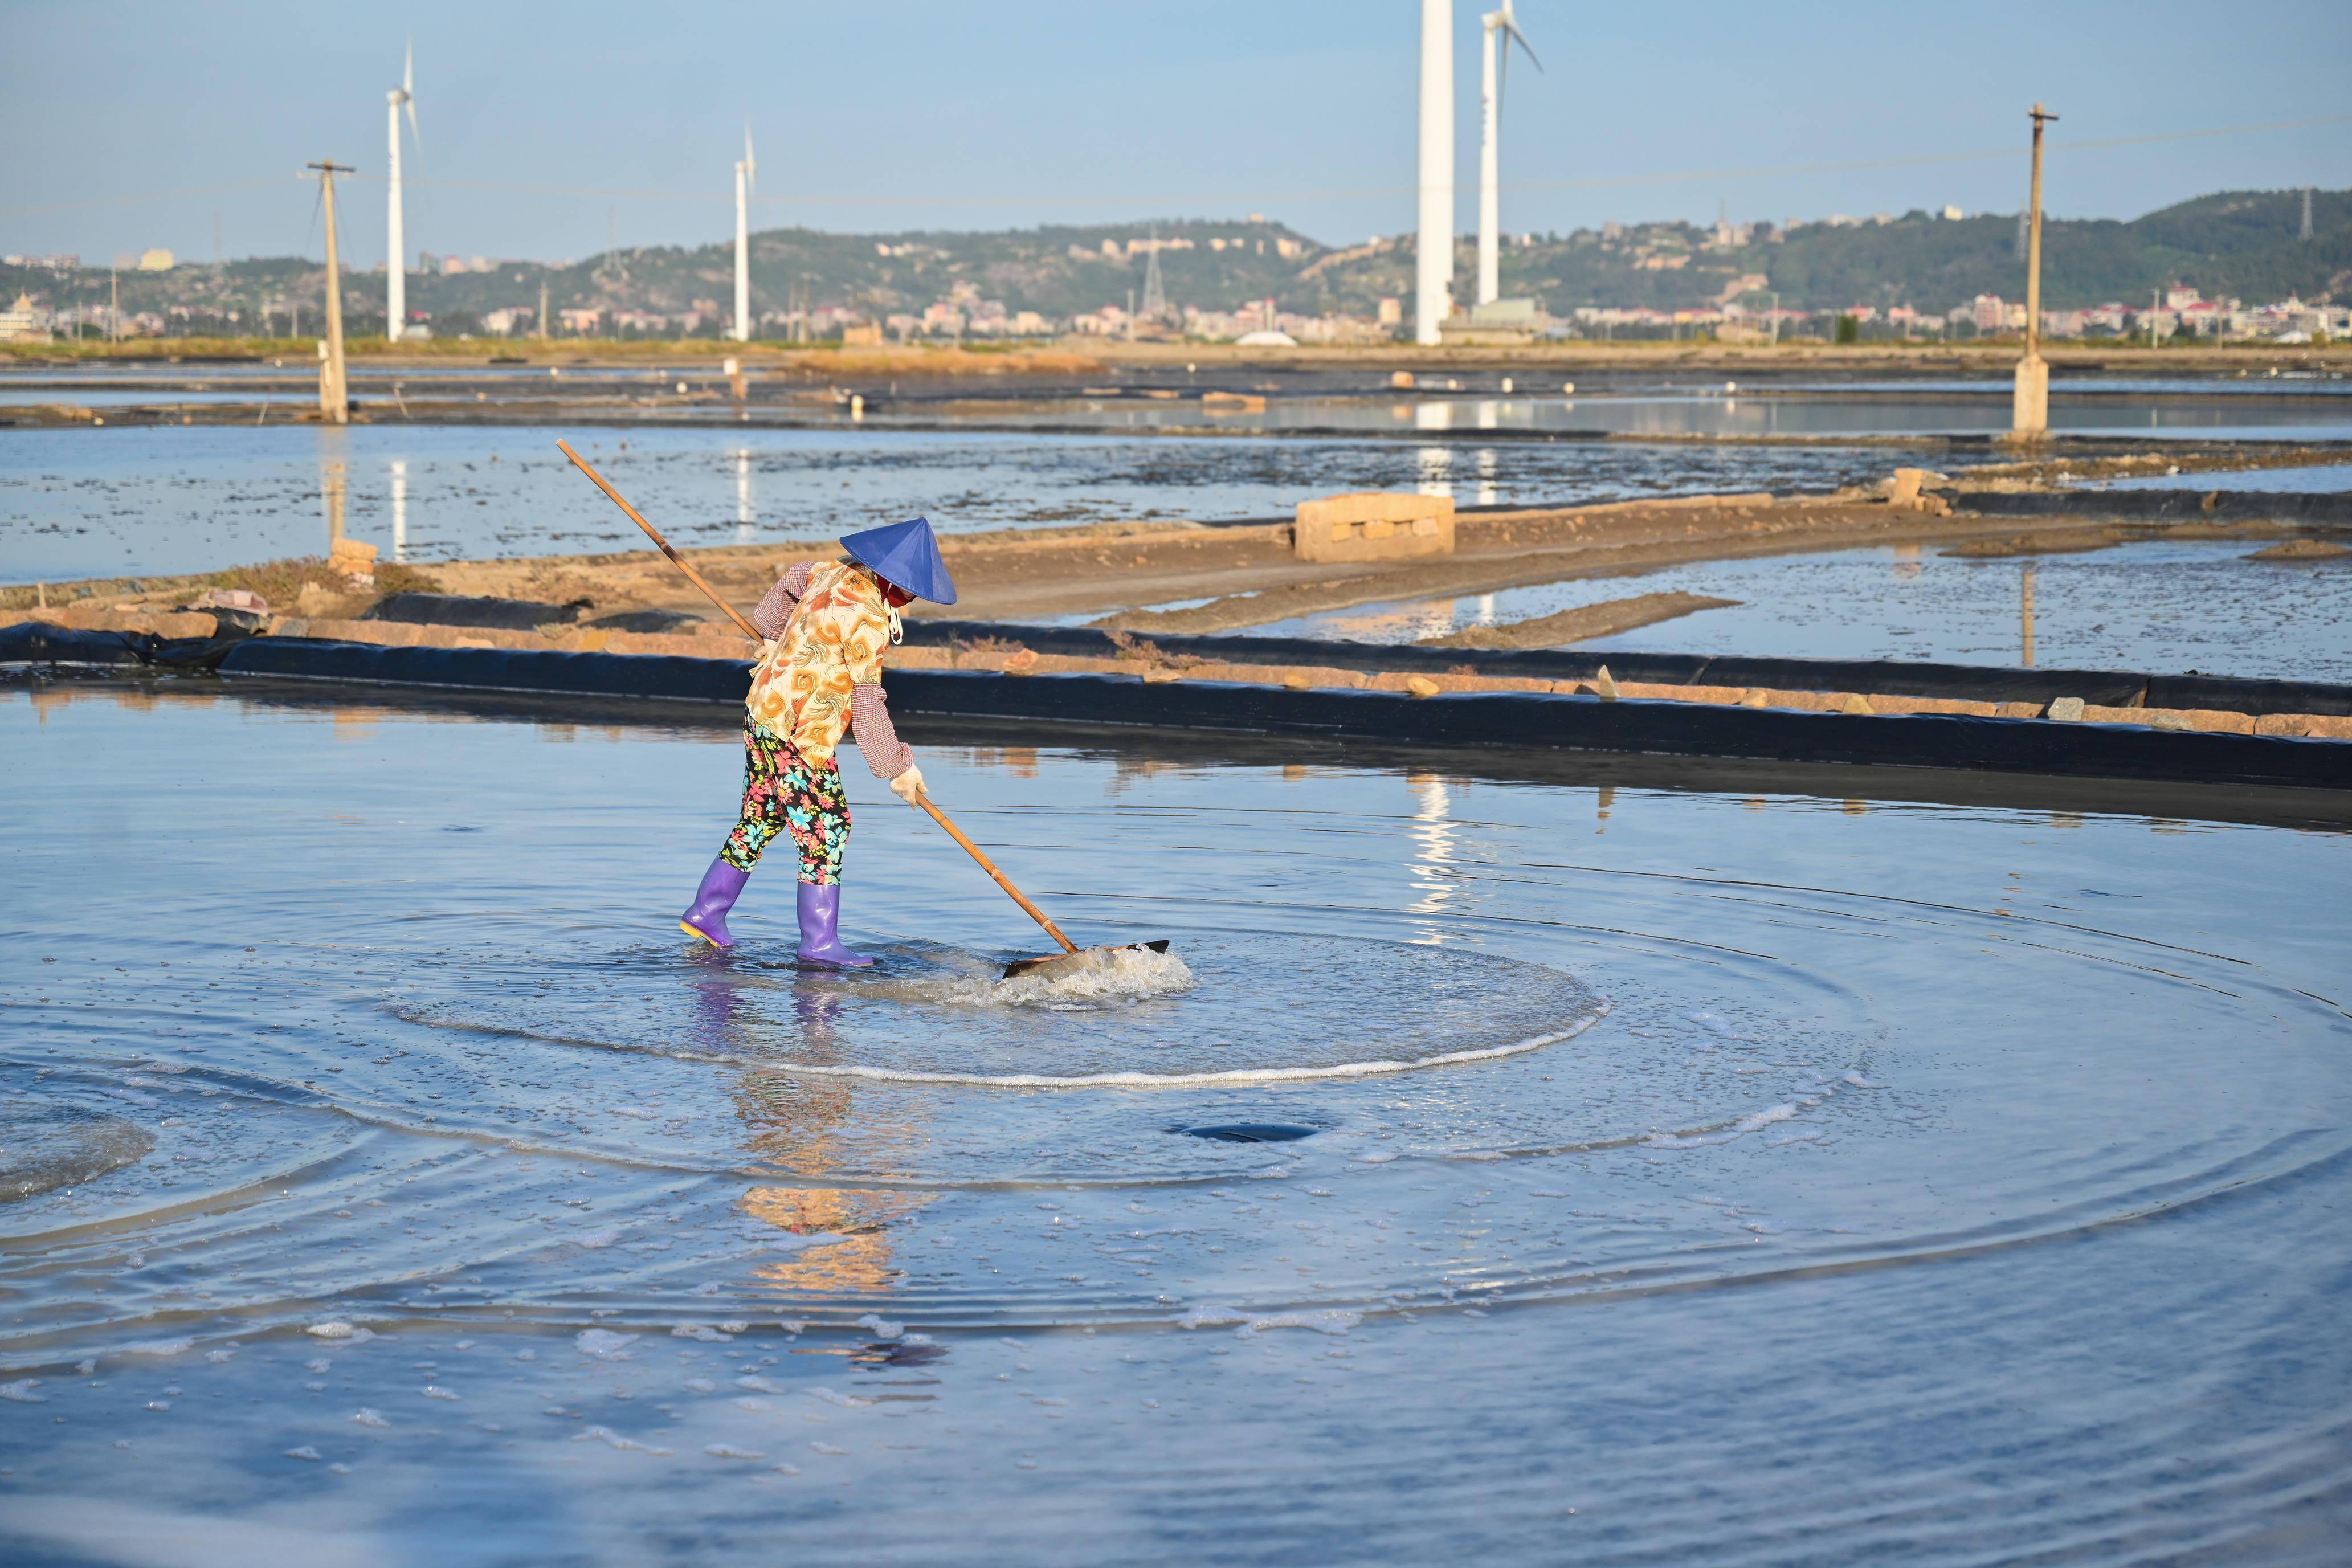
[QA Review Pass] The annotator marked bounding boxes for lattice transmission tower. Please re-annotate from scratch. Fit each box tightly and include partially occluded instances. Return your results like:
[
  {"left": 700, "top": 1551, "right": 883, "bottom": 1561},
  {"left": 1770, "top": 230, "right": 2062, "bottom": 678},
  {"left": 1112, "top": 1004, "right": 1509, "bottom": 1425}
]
[{"left": 1140, "top": 226, "right": 1168, "bottom": 321}]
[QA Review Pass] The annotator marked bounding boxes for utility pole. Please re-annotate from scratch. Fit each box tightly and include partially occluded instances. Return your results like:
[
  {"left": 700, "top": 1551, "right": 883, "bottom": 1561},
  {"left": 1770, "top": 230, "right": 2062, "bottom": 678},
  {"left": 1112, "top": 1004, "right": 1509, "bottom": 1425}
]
[
  {"left": 538, "top": 278, "right": 550, "bottom": 342},
  {"left": 109, "top": 266, "right": 119, "bottom": 344},
  {"left": 309, "top": 160, "right": 353, "bottom": 425},
  {"left": 2010, "top": 103, "right": 2056, "bottom": 440}
]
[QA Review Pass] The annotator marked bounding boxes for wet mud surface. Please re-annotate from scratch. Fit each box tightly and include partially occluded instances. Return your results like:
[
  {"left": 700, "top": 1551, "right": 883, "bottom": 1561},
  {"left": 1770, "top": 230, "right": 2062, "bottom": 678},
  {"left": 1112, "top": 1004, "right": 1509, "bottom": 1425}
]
[{"left": 2, "top": 685, "right": 2347, "bottom": 1563}]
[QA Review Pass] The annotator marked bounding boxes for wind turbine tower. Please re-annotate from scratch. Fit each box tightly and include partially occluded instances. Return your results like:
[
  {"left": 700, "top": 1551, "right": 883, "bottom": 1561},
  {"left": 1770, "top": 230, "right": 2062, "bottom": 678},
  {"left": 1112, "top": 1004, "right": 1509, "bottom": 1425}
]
[
  {"left": 1476, "top": 0, "right": 1540, "bottom": 307},
  {"left": 385, "top": 44, "right": 419, "bottom": 341},
  {"left": 734, "top": 126, "right": 756, "bottom": 343},
  {"left": 1415, "top": 0, "right": 1455, "bottom": 345}
]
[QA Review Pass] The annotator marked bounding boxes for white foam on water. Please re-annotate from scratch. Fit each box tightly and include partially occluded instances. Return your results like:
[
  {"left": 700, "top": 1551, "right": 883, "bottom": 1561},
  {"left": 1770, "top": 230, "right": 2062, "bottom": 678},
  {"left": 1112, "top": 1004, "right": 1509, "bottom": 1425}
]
[
  {"left": 758, "top": 1015, "right": 1608, "bottom": 1090},
  {"left": 1235, "top": 1309, "right": 1363, "bottom": 1338},
  {"left": 120, "top": 1337, "right": 194, "bottom": 1358},
  {"left": 576, "top": 1424, "right": 668, "bottom": 1455},
  {"left": 575, "top": 1329, "right": 640, "bottom": 1361},
  {"left": 857, "top": 944, "right": 1198, "bottom": 1013}
]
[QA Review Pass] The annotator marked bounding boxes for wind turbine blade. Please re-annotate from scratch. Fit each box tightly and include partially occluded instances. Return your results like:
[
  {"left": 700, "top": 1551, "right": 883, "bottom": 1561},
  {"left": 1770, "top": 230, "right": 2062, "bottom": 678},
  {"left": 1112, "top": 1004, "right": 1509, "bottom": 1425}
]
[
  {"left": 744, "top": 124, "right": 756, "bottom": 190},
  {"left": 403, "top": 39, "right": 413, "bottom": 97},
  {"left": 1505, "top": 19, "right": 1542, "bottom": 71},
  {"left": 406, "top": 97, "right": 421, "bottom": 152}
]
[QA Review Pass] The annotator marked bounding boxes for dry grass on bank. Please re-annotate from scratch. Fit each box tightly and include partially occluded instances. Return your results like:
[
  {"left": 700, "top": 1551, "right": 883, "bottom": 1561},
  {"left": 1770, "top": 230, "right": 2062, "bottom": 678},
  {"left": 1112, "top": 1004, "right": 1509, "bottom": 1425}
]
[{"left": 184, "top": 556, "right": 441, "bottom": 608}]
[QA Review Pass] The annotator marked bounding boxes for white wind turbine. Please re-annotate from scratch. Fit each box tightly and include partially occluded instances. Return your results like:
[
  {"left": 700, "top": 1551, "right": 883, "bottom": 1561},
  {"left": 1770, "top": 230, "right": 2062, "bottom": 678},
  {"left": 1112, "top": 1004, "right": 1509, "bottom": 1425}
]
[
  {"left": 733, "top": 125, "right": 755, "bottom": 343},
  {"left": 386, "top": 42, "right": 422, "bottom": 340},
  {"left": 1476, "top": 0, "right": 1540, "bottom": 307},
  {"left": 1414, "top": 0, "right": 1455, "bottom": 346}
]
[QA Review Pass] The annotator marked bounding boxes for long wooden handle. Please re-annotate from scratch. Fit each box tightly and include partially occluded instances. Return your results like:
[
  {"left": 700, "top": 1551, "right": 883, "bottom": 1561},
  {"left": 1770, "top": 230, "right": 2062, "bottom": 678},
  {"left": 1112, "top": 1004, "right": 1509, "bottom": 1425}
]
[
  {"left": 915, "top": 795, "right": 1079, "bottom": 954},
  {"left": 556, "top": 437, "right": 1079, "bottom": 957},
  {"left": 557, "top": 438, "right": 763, "bottom": 642}
]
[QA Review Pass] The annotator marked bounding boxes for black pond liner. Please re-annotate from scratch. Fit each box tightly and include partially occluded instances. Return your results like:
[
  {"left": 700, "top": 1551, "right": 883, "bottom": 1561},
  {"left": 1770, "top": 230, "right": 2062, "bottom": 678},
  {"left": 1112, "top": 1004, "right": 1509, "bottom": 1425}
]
[
  {"left": 364, "top": 592, "right": 591, "bottom": 630},
  {"left": 899, "top": 617, "right": 2352, "bottom": 718},
  {"left": 1178, "top": 1124, "right": 1321, "bottom": 1144},
  {"left": 0, "top": 620, "right": 252, "bottom": 671},
  {"left": 9, "top": 628, "right": 2343, "bottom": 793}
]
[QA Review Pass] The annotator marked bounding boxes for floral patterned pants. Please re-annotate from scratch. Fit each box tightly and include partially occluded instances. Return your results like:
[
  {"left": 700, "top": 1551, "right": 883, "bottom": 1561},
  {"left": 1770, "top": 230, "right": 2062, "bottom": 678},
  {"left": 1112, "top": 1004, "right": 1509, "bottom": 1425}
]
[{"left": 718, "top": 721, "right": 851, "bottom": 885}]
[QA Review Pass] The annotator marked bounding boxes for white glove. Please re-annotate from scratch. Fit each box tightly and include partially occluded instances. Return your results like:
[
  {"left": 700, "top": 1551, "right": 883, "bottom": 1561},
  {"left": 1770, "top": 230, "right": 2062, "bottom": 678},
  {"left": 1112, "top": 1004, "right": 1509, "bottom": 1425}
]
[{"left": 888, "top": 764, "right": 927, "bottom": 806}]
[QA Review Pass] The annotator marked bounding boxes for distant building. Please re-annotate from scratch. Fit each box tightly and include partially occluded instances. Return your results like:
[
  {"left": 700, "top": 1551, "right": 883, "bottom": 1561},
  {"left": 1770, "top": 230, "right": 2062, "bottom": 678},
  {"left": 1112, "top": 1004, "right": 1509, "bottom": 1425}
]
[
  {"left": 1376, "top": 297, "right": 1403, "bottom": 327},
  {"left": 0, "top": 291, "right": 52, "bottom": 342},
  {"left": 136, "top": 248, "right": 174, "bottom": 271},
  {"left": 1970, "top": 293, "right": 2007, "bottom": 331},
  {"left": 1440, "top": 296, "right": 1548, "bottom": 346}
]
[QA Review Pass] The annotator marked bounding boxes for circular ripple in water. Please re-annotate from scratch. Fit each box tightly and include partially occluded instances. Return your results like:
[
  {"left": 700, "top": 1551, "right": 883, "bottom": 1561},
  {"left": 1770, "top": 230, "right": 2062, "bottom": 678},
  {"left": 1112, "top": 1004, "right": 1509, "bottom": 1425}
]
[
  {"left": 0, "top": 1104, "right": 154, "bottom": 1202},
  {"left": 399, "top": 932, "right": 1610, "bottom": 1087}
]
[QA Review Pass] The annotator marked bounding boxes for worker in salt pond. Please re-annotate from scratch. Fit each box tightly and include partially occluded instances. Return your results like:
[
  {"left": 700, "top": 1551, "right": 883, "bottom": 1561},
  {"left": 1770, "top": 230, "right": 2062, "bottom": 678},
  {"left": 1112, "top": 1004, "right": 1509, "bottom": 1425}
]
[{"left": 679, "top": 518, "right": 957, "bottom": 965}]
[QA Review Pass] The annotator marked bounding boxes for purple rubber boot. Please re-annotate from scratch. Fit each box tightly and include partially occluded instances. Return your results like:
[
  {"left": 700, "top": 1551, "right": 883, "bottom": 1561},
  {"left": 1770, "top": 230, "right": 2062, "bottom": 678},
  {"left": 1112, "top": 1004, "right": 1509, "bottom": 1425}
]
[
  {"left": 796, "top": 881, "right": 872, "bottom": 969},
  {"left": 680, "top": 857, "right": 750, "bottom": 947}
]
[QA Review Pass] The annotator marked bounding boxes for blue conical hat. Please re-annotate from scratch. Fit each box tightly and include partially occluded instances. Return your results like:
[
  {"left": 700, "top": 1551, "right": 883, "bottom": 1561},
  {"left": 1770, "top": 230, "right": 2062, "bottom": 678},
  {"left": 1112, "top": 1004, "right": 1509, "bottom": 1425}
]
[{"left": 840, "top": 517, "right": 957, "bottom": 605}]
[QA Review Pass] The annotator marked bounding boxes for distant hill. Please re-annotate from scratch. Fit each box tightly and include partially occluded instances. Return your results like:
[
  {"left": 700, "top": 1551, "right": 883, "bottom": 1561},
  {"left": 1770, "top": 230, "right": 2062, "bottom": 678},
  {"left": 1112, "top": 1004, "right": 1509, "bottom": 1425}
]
[{"left": 7, "top": 189, "right": 2345, "bottom": 338}]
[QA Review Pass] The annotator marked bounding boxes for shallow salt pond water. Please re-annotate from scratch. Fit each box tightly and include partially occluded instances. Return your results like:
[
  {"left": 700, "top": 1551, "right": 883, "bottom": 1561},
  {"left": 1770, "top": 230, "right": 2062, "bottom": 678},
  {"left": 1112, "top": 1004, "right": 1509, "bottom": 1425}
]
[
  {"left": 2, "top": 682, "right": 2347, "bottom": 1563},
  {"left": 1, "top": 424, "right": 1893, "bottom": 585},
  {"left": 1247, "top": 536, "right": 2352, "bottom": 680}
]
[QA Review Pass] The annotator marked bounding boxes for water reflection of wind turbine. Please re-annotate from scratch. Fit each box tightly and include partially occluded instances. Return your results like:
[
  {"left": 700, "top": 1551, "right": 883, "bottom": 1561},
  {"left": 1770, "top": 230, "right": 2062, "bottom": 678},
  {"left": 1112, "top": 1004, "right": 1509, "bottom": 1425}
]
[
  {"left": 734, "top": 448, "right": 754, "bottom": 542},
  {"left": 390, "top": 458, "right": 407, "bottom": 562},
  {"left": 1406, "top": 772, "right": 1465, "bottom": 931},
  {"left": 1416, "top": 443, "right": 1453, "bottom": 496}
]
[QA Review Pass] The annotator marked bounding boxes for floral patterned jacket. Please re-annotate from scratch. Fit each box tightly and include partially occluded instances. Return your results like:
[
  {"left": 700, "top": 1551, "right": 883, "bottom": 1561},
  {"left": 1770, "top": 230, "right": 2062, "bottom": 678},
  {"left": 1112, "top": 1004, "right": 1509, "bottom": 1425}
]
[{"left": 744, "top": 561, "right": 900, "bottom": 769}]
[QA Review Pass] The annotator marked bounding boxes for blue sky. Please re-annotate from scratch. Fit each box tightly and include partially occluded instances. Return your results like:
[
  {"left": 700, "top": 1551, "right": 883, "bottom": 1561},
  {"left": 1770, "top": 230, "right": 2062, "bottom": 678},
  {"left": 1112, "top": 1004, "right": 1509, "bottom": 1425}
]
[{"left": 4, "top": 0, "right": 2347, "bottom": 266}]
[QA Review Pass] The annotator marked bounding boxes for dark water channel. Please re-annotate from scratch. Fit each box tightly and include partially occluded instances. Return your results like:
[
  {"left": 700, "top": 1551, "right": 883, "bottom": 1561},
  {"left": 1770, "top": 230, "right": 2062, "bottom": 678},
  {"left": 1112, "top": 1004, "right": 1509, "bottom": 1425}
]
[{"left": 2, "top": 681, "right": 2347, "bottom": 1562}]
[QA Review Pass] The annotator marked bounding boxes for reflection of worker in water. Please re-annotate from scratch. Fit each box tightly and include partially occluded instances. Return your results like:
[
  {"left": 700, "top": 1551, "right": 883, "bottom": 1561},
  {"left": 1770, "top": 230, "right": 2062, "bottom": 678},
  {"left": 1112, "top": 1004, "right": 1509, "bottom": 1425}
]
[
  {"left": 680, "top": 519, "right": 959, "bottom": 965},
  {"left": 698, "top": 974, "right": 929, "bottom": 1296}
]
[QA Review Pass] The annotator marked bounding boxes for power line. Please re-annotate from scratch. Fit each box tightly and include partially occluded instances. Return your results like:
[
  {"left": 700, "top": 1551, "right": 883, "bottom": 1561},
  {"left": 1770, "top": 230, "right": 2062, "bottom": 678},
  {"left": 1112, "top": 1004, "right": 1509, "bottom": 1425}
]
[
  {"left": 0, "top": 175, "right": 300, "bottom": 219},
  {"left": 5, "top": 112, "right": 2345, "bottom": 220},
  {"left": 385, "top": 112, "right": 2352, "bottom": 209}
]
